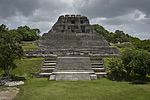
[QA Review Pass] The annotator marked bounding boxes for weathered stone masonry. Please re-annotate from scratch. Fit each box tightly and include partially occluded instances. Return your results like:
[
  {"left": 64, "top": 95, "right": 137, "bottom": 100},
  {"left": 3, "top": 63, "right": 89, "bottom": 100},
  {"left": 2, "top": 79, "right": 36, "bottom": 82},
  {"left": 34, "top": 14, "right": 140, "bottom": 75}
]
[{"left": 29, "top": 15, "right": 119, "bottom": 80}]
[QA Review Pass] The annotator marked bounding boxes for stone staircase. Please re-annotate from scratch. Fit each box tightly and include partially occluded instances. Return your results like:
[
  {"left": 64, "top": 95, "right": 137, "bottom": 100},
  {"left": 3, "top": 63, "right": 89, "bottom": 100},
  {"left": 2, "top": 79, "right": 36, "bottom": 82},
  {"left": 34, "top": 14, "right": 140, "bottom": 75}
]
[
  {"left": 39, "top": 56, "right": 56, "bottom": 77},
  {"left": 39, "top": 56, "right": 107, "bottom": 80},
  {"left": 90, "top": 57, "right": 107, "bottom": 78},
  {"left": 50, "top": 57, "right": 95, "bottom": 81}
]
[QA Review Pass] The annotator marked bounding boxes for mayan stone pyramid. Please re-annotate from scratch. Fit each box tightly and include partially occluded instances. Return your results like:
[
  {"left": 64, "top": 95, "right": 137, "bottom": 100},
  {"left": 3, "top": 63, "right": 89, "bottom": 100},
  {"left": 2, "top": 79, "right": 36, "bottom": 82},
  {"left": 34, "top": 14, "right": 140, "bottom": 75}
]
[
  {"left": 38, "top": 15, "right": 119, "bottom": 80},
  {"left": 39, "top": 15, "right": 118, "bottom": 55}
]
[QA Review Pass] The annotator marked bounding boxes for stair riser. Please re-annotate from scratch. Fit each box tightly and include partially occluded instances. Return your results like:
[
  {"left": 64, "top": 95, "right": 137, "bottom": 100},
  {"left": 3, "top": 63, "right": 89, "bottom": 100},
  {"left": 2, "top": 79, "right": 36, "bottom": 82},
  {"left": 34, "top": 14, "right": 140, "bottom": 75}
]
[
  {"left": 41, "top": 69, "right": 55, "bottom": 71},
  {"left": 92, "top": 69, "right": 105, "bottom": 72},
  {"left": 44, "top": 61, "right": 56, "bottom": 63}
]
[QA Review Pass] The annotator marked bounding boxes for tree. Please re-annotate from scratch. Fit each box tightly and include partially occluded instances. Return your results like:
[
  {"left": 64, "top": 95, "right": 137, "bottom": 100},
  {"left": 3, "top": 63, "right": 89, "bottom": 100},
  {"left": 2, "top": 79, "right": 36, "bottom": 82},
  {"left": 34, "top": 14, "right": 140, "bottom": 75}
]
[
  {"left": 132, "top": 40, "right": 150, "bottom": 52},
  {"left": 16, "top": 26, "right": 40, "bottom": 41},
  {"left": 0, "top": 24, "right": 23, "bottom": 79},
  {"left": 121, "top": 49, "right": 150, "bottom": 79}
]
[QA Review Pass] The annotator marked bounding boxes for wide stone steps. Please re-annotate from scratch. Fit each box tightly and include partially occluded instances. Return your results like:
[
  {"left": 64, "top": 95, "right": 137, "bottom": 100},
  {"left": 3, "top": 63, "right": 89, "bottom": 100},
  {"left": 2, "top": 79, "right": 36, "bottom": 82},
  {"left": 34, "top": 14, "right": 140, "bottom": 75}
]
[
  {"left": 42, "top": 66, "right": 56, "bottom": 68},
  {"left": 95, "top": 72, "right": 107, "bottom": 78},
  {"left": 90, "top": 58, "right": 106, "bottom": 78},
  {"left": 95, "top": 72, "right": 107, "bottom": 75},
  {"left": 54, "top": 73, "right": 91, "bottom": 81},
  {"left": 39, "top": 56, "right": 107, "bottom": 79},
  {"left": 39, "top": 73, "right": 52, "bottom": 76},
  {"left": 52, "top": 70, "right": 95, "bottom": 74},
  {"left": 92, "top": 68, "right": 105, "bottom": 72},
  {"left": 41, "top": 68, "right": 55, "bottom": 70},
  {"left": 91, "top": 63, "right": 103, "bottom": 65},
  {"left": 40, "top": 69, "right": 53, "bottom": 73},
  {"left": 44, "top": 61, "right": 56, "bottom": 63},
  {"left": 92, "top": 65, "right": 104, "bottom": 68},
  {"left": 43, "top": 63, "right": 56, "bottom": 66},
  {"left": 39, "top": 57, "right": 57, "bottom": 77}
]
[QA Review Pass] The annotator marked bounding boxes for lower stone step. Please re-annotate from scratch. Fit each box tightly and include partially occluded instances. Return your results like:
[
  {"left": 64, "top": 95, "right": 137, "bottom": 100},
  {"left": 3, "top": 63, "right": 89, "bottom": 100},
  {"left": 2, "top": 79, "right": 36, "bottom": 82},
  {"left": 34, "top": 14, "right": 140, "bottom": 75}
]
[
  {"left": 54, "top": 73, "right": 91, "bottom": 81},
  {"left": 91, "top": 63, "right": 103, "bottom": 65},
  {"left": 95, "top": 72, "right": 107, "bottom": 75},
  {"left": 95, "top": 72, "right": 107, "bottom": 78},
  {"left": 92, "top": 68, "right": 105, "bottom": 70},
  {"left": 44, "top": 61, "right": 56, "bottom": 63},
  {"left": 91, "top": 65, "right": 104, "bottom": 68},
  {"left": 90, "top": 74, "right": 97, "bottom": 80},
  {"left": 52, "top": 71, "right": 94, "bottom": 74},
  {"left": 39, "top": 73, "right": 52, "bottom": 77},
  {"left": 43, "top": 63, "right": 56, "bottom": 66},
  {"left": 41, "top": 68, "right": 55, "bottom": 70},
  {"left": 39, "top": 73, "right": 52, "bottom": 75},
  {"left": 42, "top": 66, "right": 56, "bottom": 68},
  {"left": 92, "top": 68, "right": 105, "bottom": 72},
  {"left": 49, "top": 75, "right": 56, "bottom": 80}
]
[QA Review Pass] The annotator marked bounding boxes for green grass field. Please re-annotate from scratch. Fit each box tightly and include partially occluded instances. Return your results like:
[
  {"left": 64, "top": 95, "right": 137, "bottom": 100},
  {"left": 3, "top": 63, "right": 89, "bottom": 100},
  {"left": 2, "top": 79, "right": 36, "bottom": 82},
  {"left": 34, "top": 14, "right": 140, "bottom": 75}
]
[
  {"left": 0, "top": 58, "right": 43, "bottom": 78},
  {"left": 21, "top": 42, "right": 39, "bottom": 51},
  {"left": 14, "top": 78, "right": 150, "bottom": 100},
  {"left": 12, "top": 58, "right": 43, "bottom": 78}
]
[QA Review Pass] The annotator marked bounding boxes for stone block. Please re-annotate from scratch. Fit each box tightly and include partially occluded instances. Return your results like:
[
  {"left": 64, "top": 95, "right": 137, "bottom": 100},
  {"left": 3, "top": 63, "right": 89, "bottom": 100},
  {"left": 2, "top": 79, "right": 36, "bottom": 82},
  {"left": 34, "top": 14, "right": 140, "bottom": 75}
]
[{"left": 49, "top": 75, "right": 56, "bottom": 80}]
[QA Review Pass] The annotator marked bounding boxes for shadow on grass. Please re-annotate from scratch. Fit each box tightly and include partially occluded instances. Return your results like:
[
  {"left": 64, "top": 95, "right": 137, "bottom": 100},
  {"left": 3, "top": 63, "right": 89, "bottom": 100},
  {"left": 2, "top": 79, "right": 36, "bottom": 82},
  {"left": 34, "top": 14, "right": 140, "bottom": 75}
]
[
  {"left": 129, "top": 80, "right": 148, "bottom": 85},
  {"left": 129, "top": 77, "right": 150, "bottom": 85},
  {"left": 107, "top": 76, "right": 150, "bottom": 85},
  {"left": 11, "top": 75, "right": 26, "bottom": 81}
]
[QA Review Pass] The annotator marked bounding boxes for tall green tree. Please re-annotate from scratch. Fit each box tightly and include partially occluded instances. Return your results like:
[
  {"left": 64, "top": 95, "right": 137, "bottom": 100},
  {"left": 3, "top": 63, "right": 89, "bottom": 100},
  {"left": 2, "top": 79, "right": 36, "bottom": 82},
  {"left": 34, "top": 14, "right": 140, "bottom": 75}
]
[
  {"left": 121, "top": 49, "right": 150, "bottom": 79},
  {"left": 0, "top": 24, "right": 23, "bottom": 79},
  {"left": 114, "top": 30, "right": 130, "bottom": 43},
  {"left": 16, "top": 26, "right": 40, "bottom": 41}
]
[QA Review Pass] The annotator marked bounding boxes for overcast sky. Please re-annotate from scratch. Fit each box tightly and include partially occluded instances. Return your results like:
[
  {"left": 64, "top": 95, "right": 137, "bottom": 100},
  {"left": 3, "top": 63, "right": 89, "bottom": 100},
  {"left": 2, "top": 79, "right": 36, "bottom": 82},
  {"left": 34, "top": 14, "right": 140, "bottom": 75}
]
[{"left": 0, "top": 0, "right": 150, "bottom": 39}]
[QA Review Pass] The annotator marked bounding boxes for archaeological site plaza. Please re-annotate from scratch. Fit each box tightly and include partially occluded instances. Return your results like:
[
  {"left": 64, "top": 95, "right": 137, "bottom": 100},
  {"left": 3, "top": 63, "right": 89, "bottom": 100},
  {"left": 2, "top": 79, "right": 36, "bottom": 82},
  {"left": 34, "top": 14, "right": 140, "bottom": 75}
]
[{"left": 25, "top": 15, "right": 119, "bottom": 81}]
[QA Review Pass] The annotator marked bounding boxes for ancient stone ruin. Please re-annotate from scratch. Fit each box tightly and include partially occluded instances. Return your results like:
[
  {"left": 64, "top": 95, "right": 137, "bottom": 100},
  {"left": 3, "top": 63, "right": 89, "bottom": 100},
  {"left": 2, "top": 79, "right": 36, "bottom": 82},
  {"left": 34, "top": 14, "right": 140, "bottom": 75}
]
[{"left": 36, "top": 15, "right": 119, "bottom": 80}]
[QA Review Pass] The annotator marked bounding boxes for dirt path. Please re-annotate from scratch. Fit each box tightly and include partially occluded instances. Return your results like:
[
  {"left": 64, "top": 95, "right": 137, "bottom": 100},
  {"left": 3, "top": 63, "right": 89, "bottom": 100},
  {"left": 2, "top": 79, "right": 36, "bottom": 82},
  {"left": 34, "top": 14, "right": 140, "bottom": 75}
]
[{"left": 0, "top": 87, "right": 19, "bottom": 100}]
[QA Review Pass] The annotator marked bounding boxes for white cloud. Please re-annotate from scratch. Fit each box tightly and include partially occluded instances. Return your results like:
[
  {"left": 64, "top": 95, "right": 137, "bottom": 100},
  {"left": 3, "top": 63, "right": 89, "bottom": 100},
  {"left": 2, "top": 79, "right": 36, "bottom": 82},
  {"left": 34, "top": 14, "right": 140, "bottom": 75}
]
[
  {"left": 0, "top": 0, "right": 150, "bottom": 39},
  {"left": 89, "top": 9, "right": 150, "bottom": 39}
]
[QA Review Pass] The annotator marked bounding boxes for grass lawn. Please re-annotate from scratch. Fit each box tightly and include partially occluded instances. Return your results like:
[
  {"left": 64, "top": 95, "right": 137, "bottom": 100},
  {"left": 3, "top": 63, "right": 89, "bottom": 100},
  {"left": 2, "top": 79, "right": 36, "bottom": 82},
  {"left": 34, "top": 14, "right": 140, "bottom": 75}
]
[
  {"left": 0, "top": 58, "right": 42, "bottom": 78},
  {"left": 21, "top": 42, "right": 39, "bottom": 51},
  {"left": 11, "top": 58, "right": 43, "bottom": 78},
  {"left": 14, "top": 78, "right": 150, "bottom": 100}
]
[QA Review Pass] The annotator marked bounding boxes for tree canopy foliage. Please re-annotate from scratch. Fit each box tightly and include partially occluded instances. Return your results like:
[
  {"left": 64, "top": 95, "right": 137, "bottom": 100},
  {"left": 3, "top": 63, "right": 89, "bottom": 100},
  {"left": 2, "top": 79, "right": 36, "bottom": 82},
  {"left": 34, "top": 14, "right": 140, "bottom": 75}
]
[
  {"left": 0, "top": 24, "right": 23, "bottom": 79},
  {"left": 15, "top": 26, "right": 40, "bottom": 41},
  {"left": 132, "top": 40, "right": 150, "bottom": 52},
  {"left": 93, "top": 24, "right": 150, "bottom": 52},
  {"left": 93, "top": 24, "right": 140, "bottom": 43}
]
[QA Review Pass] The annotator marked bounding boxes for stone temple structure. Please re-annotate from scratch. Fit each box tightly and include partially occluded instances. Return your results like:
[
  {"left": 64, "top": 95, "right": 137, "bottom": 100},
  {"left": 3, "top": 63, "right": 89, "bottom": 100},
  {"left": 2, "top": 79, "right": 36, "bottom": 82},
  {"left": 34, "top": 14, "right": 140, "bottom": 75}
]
[{"left": 36, "top": 15, "right": 119, "bottom": 80}]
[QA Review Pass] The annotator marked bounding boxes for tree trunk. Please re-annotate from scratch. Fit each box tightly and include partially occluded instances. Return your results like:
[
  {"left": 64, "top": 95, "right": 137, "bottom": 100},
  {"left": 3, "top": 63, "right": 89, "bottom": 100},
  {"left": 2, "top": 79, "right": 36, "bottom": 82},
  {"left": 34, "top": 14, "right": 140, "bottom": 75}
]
[{"left": 4, "top": 66, "right": 11, "bottom": 80}]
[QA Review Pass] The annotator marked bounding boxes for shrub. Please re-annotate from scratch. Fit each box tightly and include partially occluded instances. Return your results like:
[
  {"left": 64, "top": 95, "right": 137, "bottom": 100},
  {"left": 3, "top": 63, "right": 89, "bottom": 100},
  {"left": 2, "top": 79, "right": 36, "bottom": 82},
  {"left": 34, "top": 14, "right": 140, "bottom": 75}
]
[
  {"left": 106, "top": 49, "right": 150, "bottom": 81},
  {"left": 106, "top": 57, "right": 125, "bottom": 80}
]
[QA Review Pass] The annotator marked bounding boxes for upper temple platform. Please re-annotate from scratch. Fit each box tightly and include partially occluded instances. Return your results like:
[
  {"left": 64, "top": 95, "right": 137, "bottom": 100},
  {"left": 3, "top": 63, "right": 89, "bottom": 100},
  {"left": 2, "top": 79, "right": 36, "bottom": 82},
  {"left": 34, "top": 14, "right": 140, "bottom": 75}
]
[{"left": 49, "top": 15, "right": 92, "bottom": 33}]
